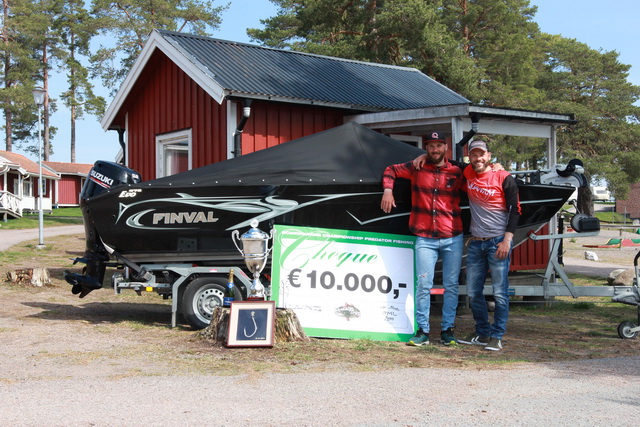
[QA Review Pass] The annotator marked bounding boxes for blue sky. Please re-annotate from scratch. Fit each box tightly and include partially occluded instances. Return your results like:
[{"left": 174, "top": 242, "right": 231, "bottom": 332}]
[{"left": 19, "top": 0, "right": 639, "bottom": 165}]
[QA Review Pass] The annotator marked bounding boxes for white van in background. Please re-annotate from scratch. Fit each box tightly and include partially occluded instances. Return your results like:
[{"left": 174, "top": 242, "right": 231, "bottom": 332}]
[
  {"left": 591, "top": 186, "right": 612, "bottom": 202},
  {"left": 567, "top": 186, "right": 611, "bottom": 202}
]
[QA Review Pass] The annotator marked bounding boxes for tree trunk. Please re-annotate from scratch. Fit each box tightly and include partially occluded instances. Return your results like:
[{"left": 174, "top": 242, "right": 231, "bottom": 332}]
[
  {"left": 6, "top": 268, "right": 51, "bottom": 286},
  {"left": 70, "top": 101, "right": 76, "bottom": 163},
  {"left": 42, "top": 43, "right": 50, "bottom": 161},
  {"left": 577, "top": 187, "right": 595, "bottom": 217},
  {"left": 199, "top": 307, "right": 308, "bottom": 344},
  {"left": 4, "top": 107, "right": 12, "bottom": 151},
  {"left": 2, "top": 2, "right": 11, "bottom": 151},
  {"left": 70, "top": 44, "right": 76, "bottom": 163}
]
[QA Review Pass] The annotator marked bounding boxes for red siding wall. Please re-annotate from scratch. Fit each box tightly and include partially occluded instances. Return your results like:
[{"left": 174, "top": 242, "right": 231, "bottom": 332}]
[
  {"left": 242, "top": 100, "right": 346, "bottom": 154},
  {"left": 510, "top": 224, "right": 550, "bottom": 271},
  {"left": 55, "top": 176, "right": 84, "bottom": 205},
  {"left": 7, "top": 175, "right": 17, "bottom": 194},
  {"left": 124, "top": 51, "right": 228, "bottom": 180}
]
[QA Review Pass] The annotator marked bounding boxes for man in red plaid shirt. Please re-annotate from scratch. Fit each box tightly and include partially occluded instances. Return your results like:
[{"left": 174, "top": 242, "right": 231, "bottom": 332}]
[{"left": 381, "top": 132, "right": 464, "bottom": 346}]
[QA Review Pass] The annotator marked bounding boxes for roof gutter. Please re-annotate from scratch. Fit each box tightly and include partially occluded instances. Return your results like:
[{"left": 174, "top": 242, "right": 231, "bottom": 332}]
[{"left": 232, "top": 99, "right": 252, "bottom": 157}]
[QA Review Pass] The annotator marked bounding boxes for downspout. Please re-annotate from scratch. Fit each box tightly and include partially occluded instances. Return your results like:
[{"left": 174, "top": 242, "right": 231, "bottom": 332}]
[
  {"left": 232, "top": 99, "right": 253, "bottom": 157},
  {"left": 117, "top": 129, "right": 126, "bottom": 165},
  {"left": 455, "top": 113, "right": 480, "bottom": 163}
]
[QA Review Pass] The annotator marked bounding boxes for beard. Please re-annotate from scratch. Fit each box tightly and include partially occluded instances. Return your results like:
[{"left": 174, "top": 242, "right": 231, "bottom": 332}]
[
  {"left": 427, "top": 152, "right": 445, "bottom": 164},
  {"left": 472, "top": 161, "right": 489, "bottom": 173}
]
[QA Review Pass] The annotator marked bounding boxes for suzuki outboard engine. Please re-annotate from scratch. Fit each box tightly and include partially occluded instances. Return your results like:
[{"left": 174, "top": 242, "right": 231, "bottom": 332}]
[{"left": 65, "top": 161, "right": 142, "bottom": 297}]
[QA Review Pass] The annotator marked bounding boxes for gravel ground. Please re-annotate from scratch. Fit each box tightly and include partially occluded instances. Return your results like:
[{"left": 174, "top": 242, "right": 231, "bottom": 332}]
[
  {"left": 2, "top": 358, "right": 639, "bottom": 426},
  {"left": 2, "top": 224, "right": 640, "bottom": 426},
  {"left": 562, "top": 227, "right": 640, "bottom": 277},
  {"left": 0, "top": 225, "right": 84, "bottom": 251}
]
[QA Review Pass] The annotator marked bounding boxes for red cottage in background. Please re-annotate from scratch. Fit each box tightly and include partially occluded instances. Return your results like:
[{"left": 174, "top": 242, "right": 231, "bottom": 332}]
[
  {"left": 0, "top": 151, "right": 58, "bottom": 219},
  {"left": 43, "top": 162, "right": 93, "bottom": 207}
]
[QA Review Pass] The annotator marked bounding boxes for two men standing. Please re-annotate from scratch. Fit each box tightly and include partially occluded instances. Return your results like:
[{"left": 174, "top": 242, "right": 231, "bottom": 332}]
[{"left": 381, "top": 136, "right": 520, "bottom": 351}]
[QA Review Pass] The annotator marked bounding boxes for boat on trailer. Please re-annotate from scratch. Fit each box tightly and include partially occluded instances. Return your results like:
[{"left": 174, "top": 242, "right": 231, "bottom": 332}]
[{"left": 65, "top": 122, "right": 583, "bottom": 329}]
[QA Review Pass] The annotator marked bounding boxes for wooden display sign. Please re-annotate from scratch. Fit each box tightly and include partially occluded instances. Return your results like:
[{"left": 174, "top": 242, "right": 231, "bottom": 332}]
[{"left": 226, "top": 301, "right": 276, "bottom": 347}]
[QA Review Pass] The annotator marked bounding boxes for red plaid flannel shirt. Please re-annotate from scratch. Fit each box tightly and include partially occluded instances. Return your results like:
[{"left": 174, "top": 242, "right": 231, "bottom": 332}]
[{"left": 383, "top": 160, "right": 464, "bottom": 238}]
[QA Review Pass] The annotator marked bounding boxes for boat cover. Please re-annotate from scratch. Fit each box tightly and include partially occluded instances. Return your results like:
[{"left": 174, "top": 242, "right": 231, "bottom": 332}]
[{"left": 149, "top": 122, "right": 426, "bottom": 187}]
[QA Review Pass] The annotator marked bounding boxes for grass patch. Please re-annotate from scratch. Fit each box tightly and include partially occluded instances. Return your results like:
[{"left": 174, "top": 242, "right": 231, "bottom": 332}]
[
  {"left": 470, "top": 354, "right": 529, "bottom": 365},
  {"left": 121, "top": 319, "right": 159, "bottom": 330},
  {"left": 0, "top": 233, "right": 84, "bottom": 270},
  {"left": 353, "top": 338, "right": 387, "bottom": 351},
  {"left": 48, "top": 207, "right": 82, "bottom": 217},
  {"left": 0, "top": 250, "right": 22, "bottom": 265},
  {"left": 0, "top": 214, "right": 83, "bottom": 229},
  {"left": 594, "top": 210, "right": 629, "bottom": 224},
  {"left": 560, "top": 206, "right": 634, "bottom": 227},
  {"left": 2, "top": 231, "right": 639, "bottom": 378},
  {"left": 0, "top": 208, "right": 82, "bottom": 230}
]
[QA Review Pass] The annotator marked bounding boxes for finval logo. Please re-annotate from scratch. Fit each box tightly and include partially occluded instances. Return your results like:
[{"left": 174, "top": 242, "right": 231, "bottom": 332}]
[{"left": 152, "top": 211, "right": 219, "bottom": 225}]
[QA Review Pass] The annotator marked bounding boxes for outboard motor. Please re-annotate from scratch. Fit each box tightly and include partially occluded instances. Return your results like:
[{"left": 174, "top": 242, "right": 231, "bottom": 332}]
[
  {"left": 65, "top": 161, "right": 142, "bottom": 297},
  {"left": 539, "top": 159, "right": 588, "bottom": 189}
]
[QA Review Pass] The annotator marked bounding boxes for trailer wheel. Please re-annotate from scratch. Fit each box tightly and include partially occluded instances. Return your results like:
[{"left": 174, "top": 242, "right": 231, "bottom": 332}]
[
  {"left": 182, "top": 277, "right": 228, "bottom": 330},
  {"left": 617, "top": 321, "right": 638, "bottom": 339}
]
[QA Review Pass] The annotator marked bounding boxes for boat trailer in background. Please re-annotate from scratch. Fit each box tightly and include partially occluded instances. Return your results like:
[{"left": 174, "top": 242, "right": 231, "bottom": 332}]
[
  {"left": 612, "top": 251, "right": 640, "bottom": 339},
  {"left": 460, "top": 211, "right": 636, "bottom": 303},
  {"left": 528, "top": 212, "right": 602, "bottom": 299}
]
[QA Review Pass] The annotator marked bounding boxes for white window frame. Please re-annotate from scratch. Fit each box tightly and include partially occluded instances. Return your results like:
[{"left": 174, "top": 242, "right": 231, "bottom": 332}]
[
  {"left": 389, "top": 134, "right": 423, "bottom": 148},
  {"left": 20, "top": 177, "right": 33, "bottom": 197},
  {"left": 156, "top": 129, "right": 192, "bottom": 178}
]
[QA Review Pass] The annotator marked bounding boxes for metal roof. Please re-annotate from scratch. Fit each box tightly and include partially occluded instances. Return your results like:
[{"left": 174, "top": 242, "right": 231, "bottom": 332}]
[{"left": 157, "top": 30, "right": 469, "bottom": 112}]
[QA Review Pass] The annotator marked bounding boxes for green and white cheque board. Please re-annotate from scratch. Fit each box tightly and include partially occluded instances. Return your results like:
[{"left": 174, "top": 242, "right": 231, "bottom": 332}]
[{"left": 271, "top": 225, "right": 416, "bottom": 341}]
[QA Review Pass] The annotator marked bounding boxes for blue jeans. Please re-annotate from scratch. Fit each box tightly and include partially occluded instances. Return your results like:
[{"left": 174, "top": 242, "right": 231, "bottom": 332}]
[
  {"left": 414, "top": 234, "right": 463, "bottom": 333},
  {"left": 466, "top": 236, "right": 512, "bottom": 339}
]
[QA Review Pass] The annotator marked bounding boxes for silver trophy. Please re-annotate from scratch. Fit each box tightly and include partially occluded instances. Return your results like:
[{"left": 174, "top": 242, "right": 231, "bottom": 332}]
[{"left": 232, "top": 220, "right": 274, "bottom": 300}]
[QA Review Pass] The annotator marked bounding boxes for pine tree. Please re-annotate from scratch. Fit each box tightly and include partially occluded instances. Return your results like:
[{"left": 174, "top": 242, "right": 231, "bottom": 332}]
[
  {"left": 1, "top": 0, "right": 39, "bottom": 152},
  {"left": 537, "top": 35, "right": 640, "bottom": 212},
  {"left": 55, "top": 0, "right": 105, "bottom": 162},
  {"left": 9, "top": 0, "right": 61, "bottom": 160},
  {"left": 90, "top": 0, "right": 228, "bottom": 92}
]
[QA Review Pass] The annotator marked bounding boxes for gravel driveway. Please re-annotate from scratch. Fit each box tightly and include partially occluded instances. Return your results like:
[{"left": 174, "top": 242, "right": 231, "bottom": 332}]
[
  {"left": 2, "top": 225, "right": 640, "bottom": 426},
  {"left": 0, "top": 225, "right": 84, "bottom": 251},
  {"left": 2, "top": 358, "right": 639, "bottom": 426}
]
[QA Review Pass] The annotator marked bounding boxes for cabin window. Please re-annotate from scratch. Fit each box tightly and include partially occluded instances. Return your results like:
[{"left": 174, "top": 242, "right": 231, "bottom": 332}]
[
  {"left": 21, "top": 178, "right": 33, "bottom": 197},
  {"left": 389, "top": 134, "right": 423, "bottom": 148},
  {"left": 20, "top": 177, "right": 48, "bottom": 197},
  {"left": 156, "top": 129, "right": 192, "bottom": 178}
]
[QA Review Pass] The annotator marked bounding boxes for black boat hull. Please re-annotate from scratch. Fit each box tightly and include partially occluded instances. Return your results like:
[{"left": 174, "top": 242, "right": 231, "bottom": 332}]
[
  {"left": 82, "top": 179, "right": 573, "bottom": 265},
  {"left": 67, "top": 123, "right": 578, "bottom": 299}
]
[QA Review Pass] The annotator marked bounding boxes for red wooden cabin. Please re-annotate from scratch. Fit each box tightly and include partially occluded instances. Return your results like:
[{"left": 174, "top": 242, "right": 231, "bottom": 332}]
[
  {"left": 100, "top": 30, "right": 576, "bottom": 271},
  {"left": 43, "top": 162, "right": 93, "bottom": 207}
]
